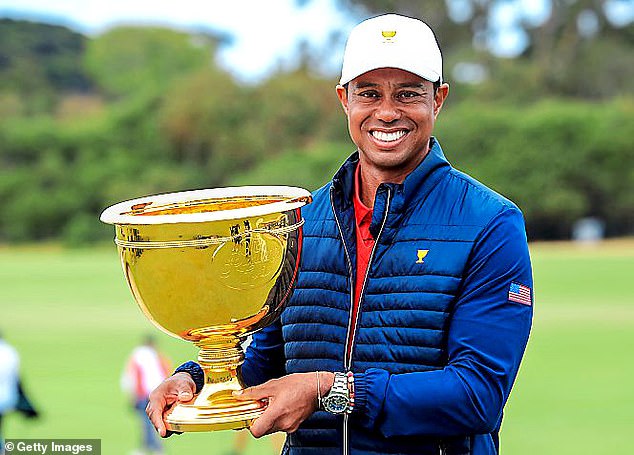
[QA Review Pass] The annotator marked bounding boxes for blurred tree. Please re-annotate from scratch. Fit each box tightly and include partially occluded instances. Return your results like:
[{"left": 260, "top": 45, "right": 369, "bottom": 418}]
[
  {"left": 437, "top": 98, "right": 634, "bottom": 238},
  {"left": 159, "top": 67, "right": 344, "bottom": 186},
  {"left": 250, "top": 68, "right": 345, "bottom": 148},
  {"left": 84, "top": 26, "right": 221, "bottom": 98},
  {"left": 230, "top": 141, "right": 353, "bottom": 190},
  {"left": 522, "top": 0, "right": 634, "bottom": 98},
  {"left": 0, "top": 19, "right": 92, "bottom": 113},
  {"left": 158, "top": 67, "right": 251, "bottom": 184}
]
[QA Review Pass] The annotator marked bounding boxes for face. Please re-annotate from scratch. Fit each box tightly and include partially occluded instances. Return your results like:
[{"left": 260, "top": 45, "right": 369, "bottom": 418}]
[{"left": 336, "top": 68, "right": 449, "bottom": 181}]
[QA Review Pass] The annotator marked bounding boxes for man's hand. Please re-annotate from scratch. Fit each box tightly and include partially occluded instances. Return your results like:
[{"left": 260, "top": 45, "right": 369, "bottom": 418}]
[
  {"left": 235, "top": 372, "right": 334, "bottom": 438},
  {"left": 146, "top": 372, "right": 196, "bottom": 437}
]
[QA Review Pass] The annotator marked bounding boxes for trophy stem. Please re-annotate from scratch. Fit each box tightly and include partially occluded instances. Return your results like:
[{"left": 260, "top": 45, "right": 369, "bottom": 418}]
[
  {"left": 165, "top": 335, "right": 266, "bottom": 432},
  {"left": 197, "top": 335, "right": 244, "bottom": 369}
]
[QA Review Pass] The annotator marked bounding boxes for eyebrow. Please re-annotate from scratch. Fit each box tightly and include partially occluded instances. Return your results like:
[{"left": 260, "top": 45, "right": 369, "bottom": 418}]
[{"left": 353, "top": 81, "right": 428, "bottom": 90}]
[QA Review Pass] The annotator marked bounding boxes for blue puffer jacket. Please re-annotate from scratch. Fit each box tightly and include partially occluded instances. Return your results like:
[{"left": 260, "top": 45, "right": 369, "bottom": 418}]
[{"left": 242, "top": 138, "right": 533, "bottom": 455}]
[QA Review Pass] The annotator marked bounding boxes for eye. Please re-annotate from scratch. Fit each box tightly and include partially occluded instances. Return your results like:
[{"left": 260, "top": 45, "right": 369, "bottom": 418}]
[
  {"left": 356, "top": 90, "right": 380, "bottom": 99},
  {"left": 397, "top": 90, "right": 423, "bottom": 101}
]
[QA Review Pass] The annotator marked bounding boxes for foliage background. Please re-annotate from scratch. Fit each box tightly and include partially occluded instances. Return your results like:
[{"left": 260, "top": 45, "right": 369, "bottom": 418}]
[{"left": 0, "top": 0, "right": 633, "bottom": 244}]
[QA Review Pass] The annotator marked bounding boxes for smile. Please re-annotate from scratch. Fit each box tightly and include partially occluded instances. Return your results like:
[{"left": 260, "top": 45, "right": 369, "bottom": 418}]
[{"left": 371, "top": 130, "right": 406, "bottom": 142}]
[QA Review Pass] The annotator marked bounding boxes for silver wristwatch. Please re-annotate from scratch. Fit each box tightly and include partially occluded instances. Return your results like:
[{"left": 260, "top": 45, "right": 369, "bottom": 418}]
[{"left": 321, "top": 372, "right": 351, "bottom": 414}]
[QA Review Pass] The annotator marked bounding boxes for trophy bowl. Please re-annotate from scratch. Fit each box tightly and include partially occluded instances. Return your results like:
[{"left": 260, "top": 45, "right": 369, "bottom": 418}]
[{"left": 100, "top": 186, "right": 311, "bottom": 432}]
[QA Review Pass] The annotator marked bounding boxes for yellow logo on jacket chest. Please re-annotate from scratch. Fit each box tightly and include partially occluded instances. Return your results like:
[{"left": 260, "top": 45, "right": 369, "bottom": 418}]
[{"left": 416, "top": 249, "right": 429, "bottom": 264}]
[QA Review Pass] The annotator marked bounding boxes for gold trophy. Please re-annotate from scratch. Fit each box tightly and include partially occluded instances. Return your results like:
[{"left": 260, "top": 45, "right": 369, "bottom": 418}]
[{"left": 100, "top": 186, "right": 311, "bottom": 432}]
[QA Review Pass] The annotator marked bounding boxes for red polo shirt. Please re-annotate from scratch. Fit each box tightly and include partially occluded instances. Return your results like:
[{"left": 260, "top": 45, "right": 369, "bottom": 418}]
[{"left": 347, "top": 165, "right": 375, "bottom": 354}]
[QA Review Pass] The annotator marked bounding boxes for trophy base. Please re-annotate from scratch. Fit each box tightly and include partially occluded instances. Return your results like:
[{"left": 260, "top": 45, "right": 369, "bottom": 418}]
[
  {"left": 165, "top": 376, "right": 267, "bottom": 432},
  {"left": 166, "top": 404, "right": 265, "bottom": 432}
]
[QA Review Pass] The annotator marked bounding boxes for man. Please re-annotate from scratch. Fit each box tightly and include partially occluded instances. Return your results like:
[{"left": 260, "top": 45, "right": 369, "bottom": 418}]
[
  {"left": 147, "top": 14, "right": 533, "bottom": 455},
  {"left": 122, "top": 336, "right": 171, "bottom": 454},
  {"left": 0, "top": 332, "right": 20, "bottom": 452}
]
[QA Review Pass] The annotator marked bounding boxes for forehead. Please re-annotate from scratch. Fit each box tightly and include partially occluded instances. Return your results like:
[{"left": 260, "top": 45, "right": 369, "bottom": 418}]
[{"left": 349, "top": 67, "right": 430, "bottom": 89}]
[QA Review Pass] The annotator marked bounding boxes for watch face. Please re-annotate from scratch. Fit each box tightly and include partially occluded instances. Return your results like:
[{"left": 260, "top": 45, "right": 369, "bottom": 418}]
[{"left": 324, "top": 394, "right": 348, "bottom": 414}]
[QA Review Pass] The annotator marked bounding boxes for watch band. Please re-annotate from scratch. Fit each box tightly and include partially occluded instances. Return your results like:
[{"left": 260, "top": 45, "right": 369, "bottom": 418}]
[{"left": 321, "top": 371, "right": 352, "bottom": 414}]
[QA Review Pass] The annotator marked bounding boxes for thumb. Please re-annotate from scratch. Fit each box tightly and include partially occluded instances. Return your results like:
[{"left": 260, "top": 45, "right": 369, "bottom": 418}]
[
  {"left": 233, "top": 384, "right": 269, "bottom": 401},
  {"left": 177, "top": 389, "right": 193, "bottom": 402},
  {"left": 169, "top": 372, "right": 196, "bottom": 402}
]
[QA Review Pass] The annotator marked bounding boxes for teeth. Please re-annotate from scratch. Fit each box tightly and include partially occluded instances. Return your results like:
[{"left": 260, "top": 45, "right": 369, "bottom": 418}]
[{"left": 372, "top": 130, "right": 405, "bottom": 142}]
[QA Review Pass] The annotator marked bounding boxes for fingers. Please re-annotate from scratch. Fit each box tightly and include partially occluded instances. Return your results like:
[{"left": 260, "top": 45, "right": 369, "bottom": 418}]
[
  {"left": 249, "top": 411, "right": 275, "bottom": 438},
  {"left": 233, "top": 381, "right": 274, "bottom": 402},
  {"left": 248, "top": 402, "right": 303, "bottom": 438},
  {"left": 231, "top": 382, "right": 277, "bottom": 437},
  {"left": 146, "top": 392, "right": 168, "bottom": 437},
  {"left": 240, "top": 374, "right": 316, "bottom": 438},
  {"left": 146, "top": 373, "right": 197, "bottom": 437}
]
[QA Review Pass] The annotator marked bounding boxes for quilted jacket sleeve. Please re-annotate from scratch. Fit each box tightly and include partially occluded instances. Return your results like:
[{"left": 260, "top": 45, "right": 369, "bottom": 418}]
[
  {"left": 352, "top": 207, "right": 533, "bottom": 437},
  {"left": 240, "top": 319, "right": 286, "bottom": 387}
]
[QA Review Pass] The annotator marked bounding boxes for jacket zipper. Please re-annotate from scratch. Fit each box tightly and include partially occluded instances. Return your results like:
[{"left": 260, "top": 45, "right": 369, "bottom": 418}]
[
  {"left": 330, "top": 187, "right": 355, "bottom": 369},
  {"left": 330, "top": 185, "right": 392, "bottom": 455},
  {"left": 345, "top": 187, "right": 391, "bottom": 369}
]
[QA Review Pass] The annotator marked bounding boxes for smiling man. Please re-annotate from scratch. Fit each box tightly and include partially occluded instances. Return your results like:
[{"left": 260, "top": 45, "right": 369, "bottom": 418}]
[
  {"left": 336, "top": 67, "right": 448, "bottom": 207},
  {"left": 147, "top": 14, "right": 533, "bottom": 455}
]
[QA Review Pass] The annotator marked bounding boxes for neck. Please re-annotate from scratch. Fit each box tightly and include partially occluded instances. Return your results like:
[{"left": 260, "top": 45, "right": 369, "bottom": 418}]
[{"left": 357, "top": 146, "right": 431, "bottom": 209}]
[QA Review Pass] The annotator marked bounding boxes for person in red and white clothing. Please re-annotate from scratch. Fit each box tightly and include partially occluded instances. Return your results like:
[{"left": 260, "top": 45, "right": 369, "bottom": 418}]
[{"left": 122, "top": 336, "right": 171, "bottom": 455}]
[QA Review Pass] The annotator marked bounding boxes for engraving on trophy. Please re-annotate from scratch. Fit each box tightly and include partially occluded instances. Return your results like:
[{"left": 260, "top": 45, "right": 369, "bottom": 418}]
[
  {"left": 244, "top": 220, "right": 252, "bottom": 257},
  {"left": 257, "top": 215, "right": 289, "bottom": 233},
  {"left": 207, "top": 372, "right": 234, "bottom": 384},
  {"left": 121, "top": 227, "right": 145, "bottom": 259},
  {"left": 216, "top": 218, "right": 281, "bottom": 290}
]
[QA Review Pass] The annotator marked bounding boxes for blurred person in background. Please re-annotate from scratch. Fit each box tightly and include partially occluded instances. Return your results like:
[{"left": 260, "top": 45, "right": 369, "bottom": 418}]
[
  {"left": 0, "top": 332, "right": 38, "bottom": 453},
  {"left": 122, "top": 336, "right": 171, "bottom": 455},
  {"left": 0, "top": 331, "right": 19, "bottom": 453},
  {"left": 147, "top": 14, "right": 533, "bottom": 455}
]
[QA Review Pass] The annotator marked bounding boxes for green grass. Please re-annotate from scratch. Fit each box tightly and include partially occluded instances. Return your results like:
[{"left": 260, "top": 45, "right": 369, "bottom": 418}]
[
  {"left": 502, "top": 240, "right": 634, "bottom": 454},
  {"left": 1, "top": 240, "right": 633, "bottom": 454}
]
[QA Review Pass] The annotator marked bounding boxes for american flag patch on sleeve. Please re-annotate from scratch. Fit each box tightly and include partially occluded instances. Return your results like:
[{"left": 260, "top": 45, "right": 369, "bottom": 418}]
[{"left": 508, "top": 282, "right": 532, "bottom": 306}]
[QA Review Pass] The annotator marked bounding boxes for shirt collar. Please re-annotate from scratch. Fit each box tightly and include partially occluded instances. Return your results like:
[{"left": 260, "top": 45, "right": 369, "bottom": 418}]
[{"left": 353, "top": 163, "right": 373, "bottom": 228}]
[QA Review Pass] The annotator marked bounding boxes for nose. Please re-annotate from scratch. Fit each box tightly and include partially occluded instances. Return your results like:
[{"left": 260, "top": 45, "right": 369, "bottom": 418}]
[{"left": 374, "top": 97, "right": 401, "bottom": 123}]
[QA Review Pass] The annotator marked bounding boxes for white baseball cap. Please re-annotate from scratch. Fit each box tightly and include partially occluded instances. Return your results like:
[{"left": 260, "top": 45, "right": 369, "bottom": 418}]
[{"left": 339, "top": 14, "right": 443, "bottom": 86}]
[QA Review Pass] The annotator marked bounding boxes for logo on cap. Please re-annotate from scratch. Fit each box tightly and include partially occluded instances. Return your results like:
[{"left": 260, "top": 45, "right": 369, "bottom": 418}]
[{"left": 381, "top": 30, "right": 397, "bottom": 43}]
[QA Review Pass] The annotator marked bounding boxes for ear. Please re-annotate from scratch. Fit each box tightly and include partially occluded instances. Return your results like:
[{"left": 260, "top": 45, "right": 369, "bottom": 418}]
[
  {"left": 433, "top": 83, "right": 449, "bottom": 118},
  {"left": 336, "top": 85, "right": 349, "bottom": 115}
]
